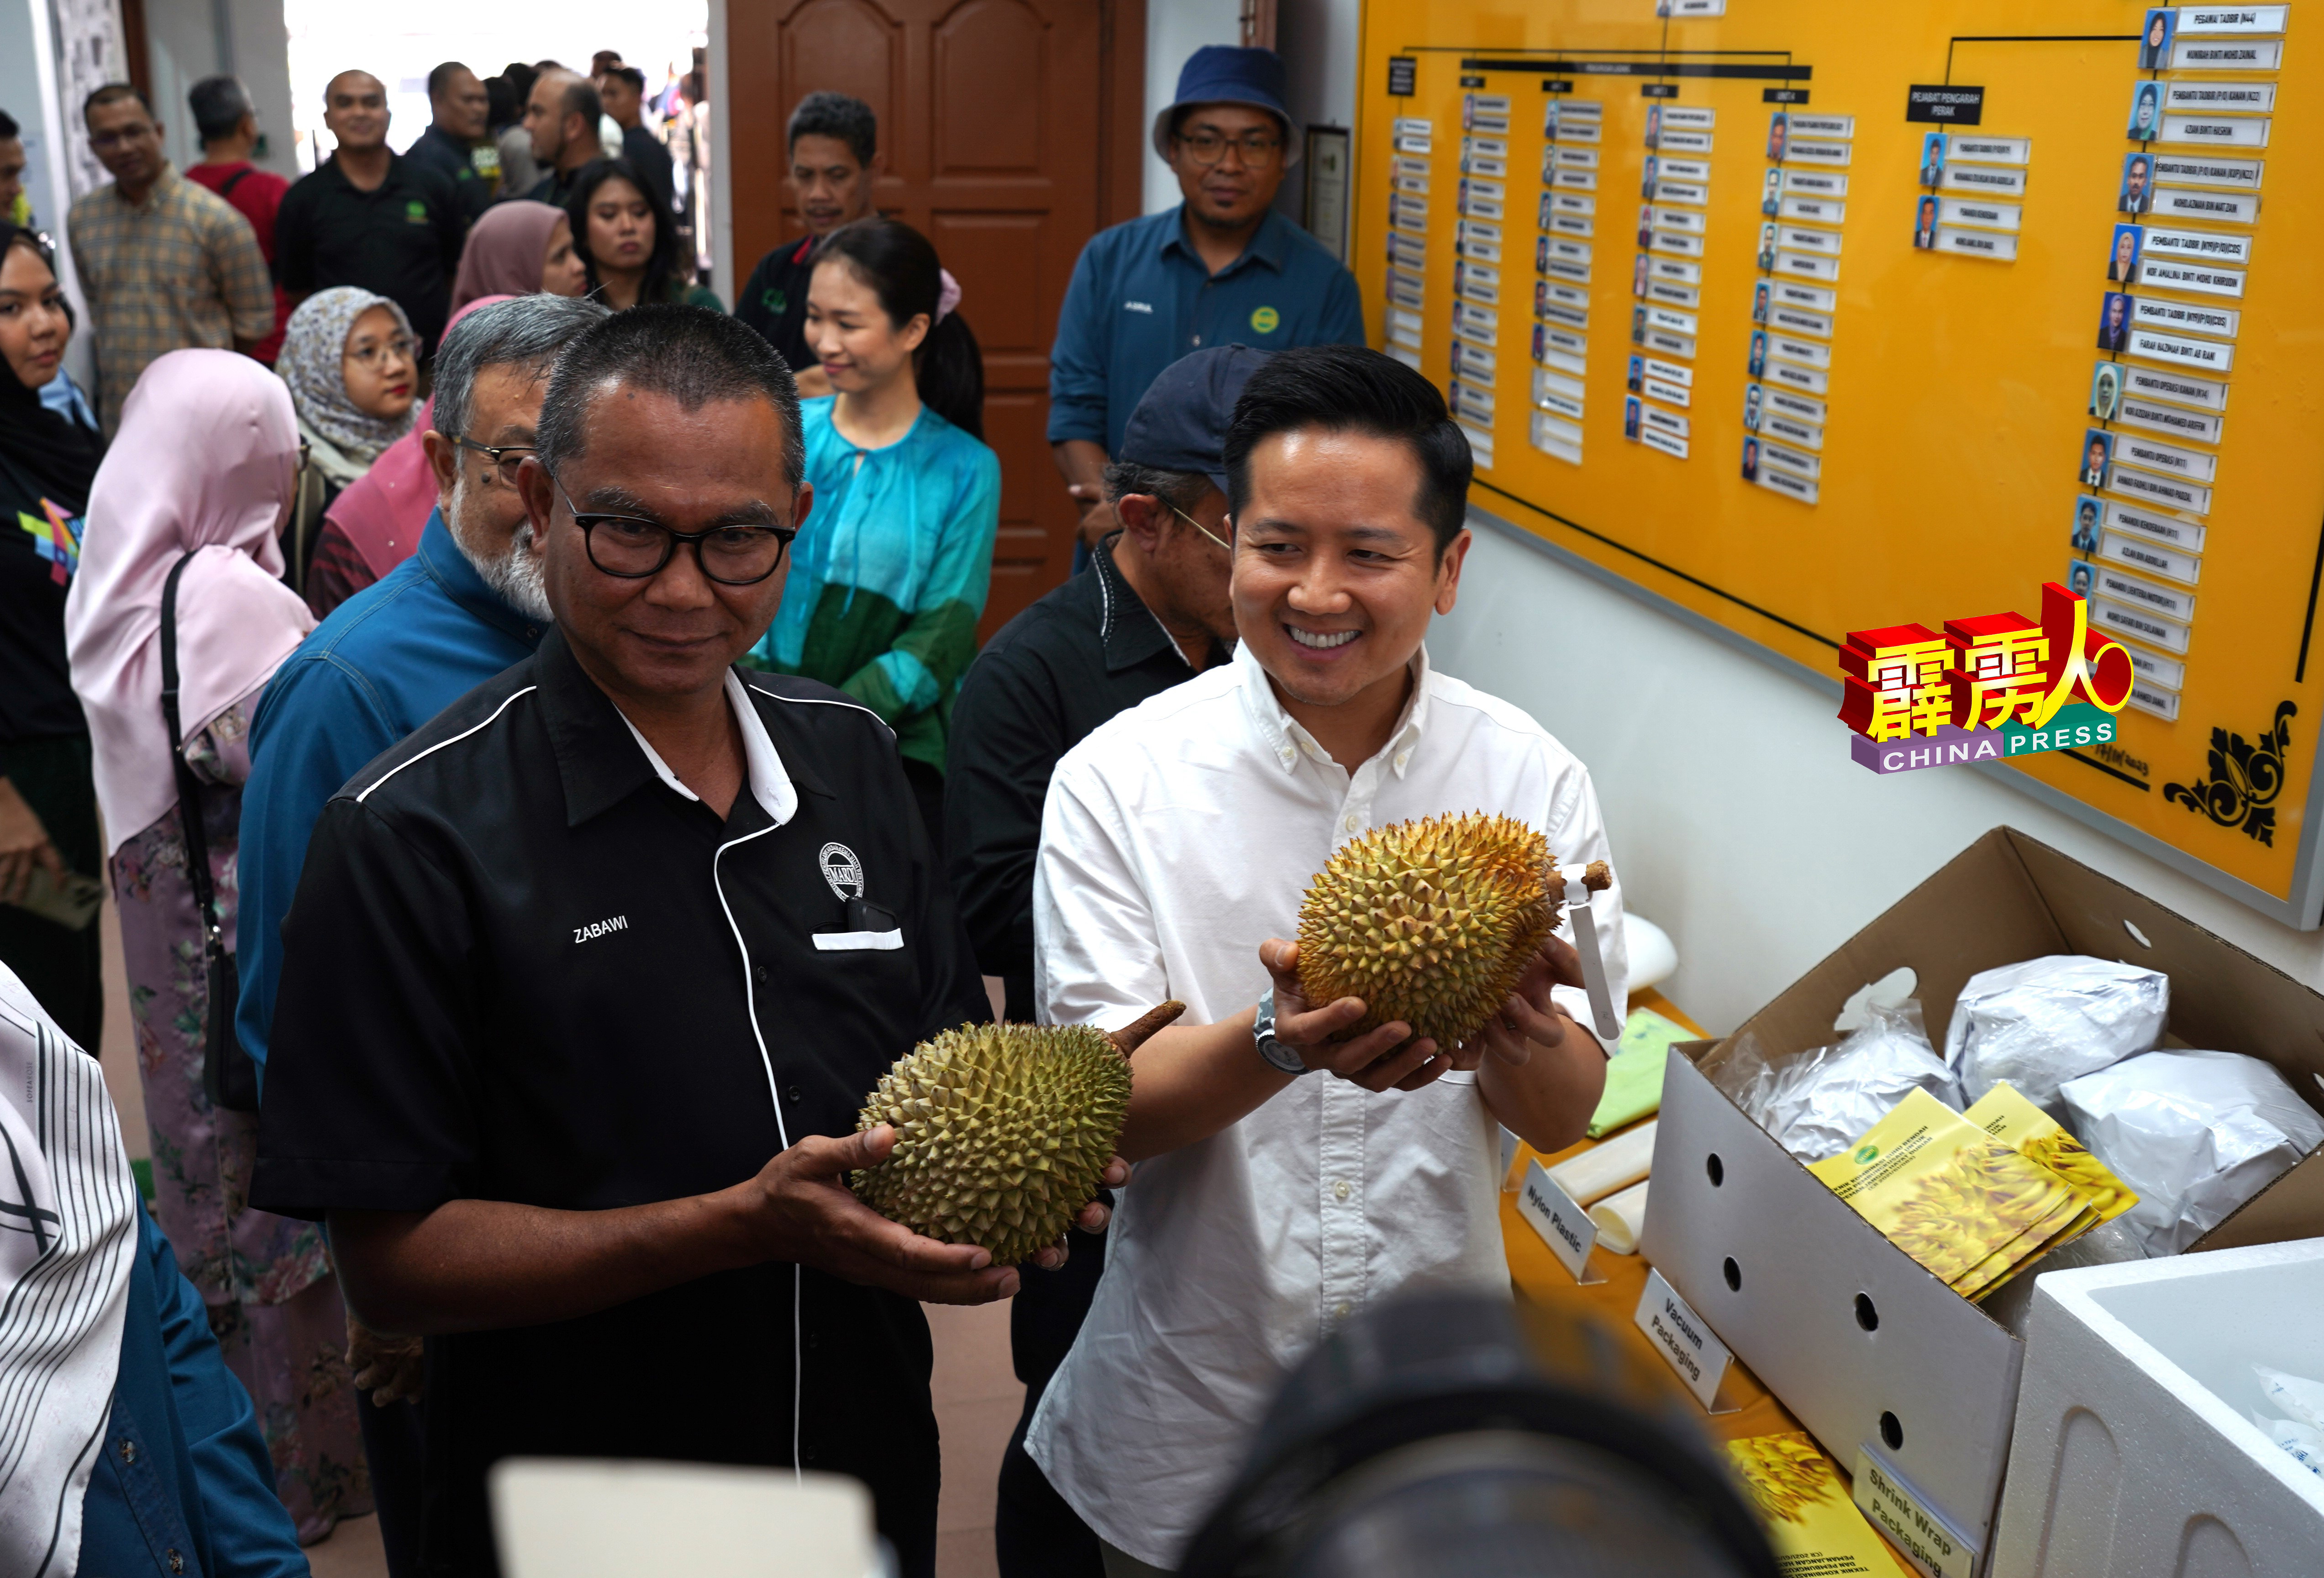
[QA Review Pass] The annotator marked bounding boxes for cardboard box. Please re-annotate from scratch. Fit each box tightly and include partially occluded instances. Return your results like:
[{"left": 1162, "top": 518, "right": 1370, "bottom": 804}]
[
  {"left": 1988, "top": 1239, "right": 2324, "bottom": 1578},
  {"left": 1640, "top": 827, "right": 2324, "bottom": 1572}
]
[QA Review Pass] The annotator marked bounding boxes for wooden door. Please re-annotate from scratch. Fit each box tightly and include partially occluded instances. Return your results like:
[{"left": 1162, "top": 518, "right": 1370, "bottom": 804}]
[{"left": 727, "top": 0, "right": 1146, "bottom": 642}]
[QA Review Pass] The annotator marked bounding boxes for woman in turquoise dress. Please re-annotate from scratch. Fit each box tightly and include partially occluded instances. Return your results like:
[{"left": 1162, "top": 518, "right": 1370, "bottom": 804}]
[{"left": 748, "top": 217, "right": 999, "bottom": 849}]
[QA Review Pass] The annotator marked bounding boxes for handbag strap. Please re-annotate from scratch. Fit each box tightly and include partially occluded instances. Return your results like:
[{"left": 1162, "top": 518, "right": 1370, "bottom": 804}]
[{"left": 159, "top": 551, "right": 224, "bottom": 959}]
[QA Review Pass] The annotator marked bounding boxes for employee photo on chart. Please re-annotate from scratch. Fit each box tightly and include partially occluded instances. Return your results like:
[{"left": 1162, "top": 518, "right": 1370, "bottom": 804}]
[
  {"left": 2128, "top": 81, "right": 2162, "bottom": 142},
  {"left": 2139, "top": 5, "right": 2178, "bottom": 69},
  {"left": 2072, "top": 496, "right": 2102, "bottom": 554},
  {"left": 2108, "top": 223, "right": 2144, "bottom": 282},
  {"left": 1919, "top": 130, "right": 1947, "bottom": 185},
  {"left": 2120, "top": 152, "right": 2155, "bottom": 214},
  {"left": 1913, "top": 195, "right": 1939, "bottom": 250},
  {"left": 2098, "top": 291, "right": 2134, "bottom": 354},
  {"left": 2082, "top": 428, "right": 2115, "bottom": 488},
  {"left": 2090, "top": 362, "right": 2123, "bottom": 421}
]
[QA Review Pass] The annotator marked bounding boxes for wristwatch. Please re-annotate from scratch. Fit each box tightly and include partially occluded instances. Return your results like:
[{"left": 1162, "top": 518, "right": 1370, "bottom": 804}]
[{"left": 1254, "top": 987, "right": 1315, "bottom": 1076}]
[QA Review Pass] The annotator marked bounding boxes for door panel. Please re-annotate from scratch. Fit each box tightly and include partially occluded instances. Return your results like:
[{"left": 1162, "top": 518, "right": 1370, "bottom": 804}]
[{"left": 730, "top": 0, "right": 1136, "bottom": 643}]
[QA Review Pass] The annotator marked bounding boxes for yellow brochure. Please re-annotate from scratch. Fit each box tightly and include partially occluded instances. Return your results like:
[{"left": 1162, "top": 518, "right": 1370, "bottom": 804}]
[
  {"left": 1961, "top": 1081, "right": 2139, "bottom": 1226},
  {"left": 1808, "top": 1089, "right": 2082, "bottom": 1289},
  {"left": 1727, "top": 1432, "right": 1909, "bottom": 1576}
]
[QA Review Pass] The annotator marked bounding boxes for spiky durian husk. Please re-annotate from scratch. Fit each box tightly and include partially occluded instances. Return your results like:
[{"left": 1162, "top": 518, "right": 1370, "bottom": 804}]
[
  {"left": 852, "top": 1022, "right": 1131, "bottom": 1268},
  {"left": 1294, "top": 812, "right": 1558, "bottom": 1052}
]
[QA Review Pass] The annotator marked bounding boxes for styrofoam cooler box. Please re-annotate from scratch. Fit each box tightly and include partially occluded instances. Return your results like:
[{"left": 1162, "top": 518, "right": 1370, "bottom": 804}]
[{"left": 1990, "top": 1238, "right": 2324, "bottom": 1578}]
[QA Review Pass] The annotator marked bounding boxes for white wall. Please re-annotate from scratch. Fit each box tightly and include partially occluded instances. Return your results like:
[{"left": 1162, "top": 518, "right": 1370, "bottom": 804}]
[
  {"left": 1143, "top": 0, "right": 1243, "bottom": 214},
  {"left": 1428, "top": 521, "right": 2324, "bottom": 1036},
  {"left": 140, "top": 0, "right": 298, "bottom": 178},
  {"left": 1271, "top": 0, "right": 1360, "bottom": 225}
]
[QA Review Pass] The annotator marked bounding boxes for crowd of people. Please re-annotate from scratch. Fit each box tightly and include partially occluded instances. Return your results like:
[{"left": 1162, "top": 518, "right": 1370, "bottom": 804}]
[{"left": 0, "top": 41, "right": 1625, "bottom": 1578}]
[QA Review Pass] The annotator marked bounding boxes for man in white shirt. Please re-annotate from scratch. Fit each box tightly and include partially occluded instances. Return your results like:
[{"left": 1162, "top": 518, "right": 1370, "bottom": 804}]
[{"left": 1027, "top": 344, "right": 1626, "bottom": 1574}]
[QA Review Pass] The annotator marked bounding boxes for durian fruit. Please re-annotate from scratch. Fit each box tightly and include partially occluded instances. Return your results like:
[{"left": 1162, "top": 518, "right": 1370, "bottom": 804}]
[
  {"left": 1294, "top": 812, "right": 1576, "bottom": 1052},
  {"left": 851, "top": 1004, "right": 1181, "bottom": 1267}
]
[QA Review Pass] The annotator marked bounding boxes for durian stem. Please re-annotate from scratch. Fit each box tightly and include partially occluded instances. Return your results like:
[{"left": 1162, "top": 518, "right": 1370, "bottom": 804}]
[{"left": 1107, "top": 1000, "right": 1187, "bottom": 1059}]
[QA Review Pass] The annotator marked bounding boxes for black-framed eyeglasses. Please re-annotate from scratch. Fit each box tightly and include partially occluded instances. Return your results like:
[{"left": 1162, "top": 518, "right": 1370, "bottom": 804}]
[
  {"left": 451, "top": 436, "right": 535, "bottom": 486},
  {"left": 1175, "top": 128, "right": 1284, "bottom": 167},
  {"left": 553, "top": 479, "right": 796, "bottom": 585}
]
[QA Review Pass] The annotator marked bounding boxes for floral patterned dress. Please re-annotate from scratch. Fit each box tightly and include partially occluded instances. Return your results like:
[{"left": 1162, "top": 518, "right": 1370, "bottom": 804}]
[{"left": 108, "top": 695, "right": 369, "bottom": 1542}]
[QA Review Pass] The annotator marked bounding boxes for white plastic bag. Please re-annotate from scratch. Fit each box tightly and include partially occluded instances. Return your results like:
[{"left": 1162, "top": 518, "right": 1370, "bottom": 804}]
[
  {"left": 2060, "top": 1049, "right": 2324, "bottom": 1255},
  {"left": 1943, "top": 956, "right": 2169, "bottom": 1117},
  {"left": 2252, "top": 1364, "right": 2324, "bottom": 1478},
  {"left": 1720, "top": 999, "right": 1964, "bottom": 1164}
]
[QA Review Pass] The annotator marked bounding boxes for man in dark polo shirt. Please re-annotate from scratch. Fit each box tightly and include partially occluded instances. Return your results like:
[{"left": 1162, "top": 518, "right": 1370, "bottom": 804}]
[
  {"left": 273, "top": 69, "right": 466, "bottom": 352},
  {"left": 253, "top": 305, "right": 1125, "bottom": 1578},
  {"left": 943, "top": 343, "right": 1257, "bottom": 1578},
  {"left": 734, "top": 91, "right": 880, "bottom": 392},
  {"left": 404, "top": 60, "right": 494, "bottom": 223}
]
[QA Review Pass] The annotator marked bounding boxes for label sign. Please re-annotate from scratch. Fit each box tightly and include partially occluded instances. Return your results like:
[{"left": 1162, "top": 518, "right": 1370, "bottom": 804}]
[
  {"left": 1517, "top": 1159, "right": 1600, "bottom": 1280},
  {"left": 1633, "top": 1268, "right": 1735, "bottom": 1411},
  {"left": 1387, "top": 58, "right": 1416, "bottom": 97},
  {"left": 1853, "top": 1450, "right": 1977, "bottom": 1578},
  {"left": 1907, "top": 84, "right": 1985, "bottom": 124}
]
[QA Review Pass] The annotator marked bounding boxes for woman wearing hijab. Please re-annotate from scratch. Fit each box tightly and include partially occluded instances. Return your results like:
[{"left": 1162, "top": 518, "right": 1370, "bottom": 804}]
[
  {"left": 64, "top": 349, "right": 368, "bottom": 1543},
  {"left": 747, "top": 217, "right": 996, "bottom": 852},
  {"left": 0, "top": 222, "right": 106, "bottom": 1050},
  {"left": 450, "top": 198, "right": 590, "bottom": 312},
  {"left": 300, "top": 292, "right": 518, "bottom": 620},
  {"left": 277, "top": 285, "right": 419, "bottom": 600},
  {"left": 567, "top": 155, "right": 722, "bottom": 310}
]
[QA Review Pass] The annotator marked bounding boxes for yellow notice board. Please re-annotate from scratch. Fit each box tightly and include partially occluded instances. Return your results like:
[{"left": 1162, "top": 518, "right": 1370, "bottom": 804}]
[{"left": 1355, "top": 2, "right": 2324, "bottom": 924}]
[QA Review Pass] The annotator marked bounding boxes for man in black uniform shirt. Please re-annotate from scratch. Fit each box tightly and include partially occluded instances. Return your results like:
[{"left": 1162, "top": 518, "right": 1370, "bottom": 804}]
[
  {"left": 274, "top": 70, "right": 467, "bottom": 353},
  {"left": 734, "top": 91, "right": 882, "bottom": 392},
  {"left": 404, "top": 60, "right": 494, "bottom": 221},
  {"left": 252, "top": 305, "right": 1122, "bottom": 1577},
  {"left": 943, "top": 344, "right": 1259, "bottom": 1577}
]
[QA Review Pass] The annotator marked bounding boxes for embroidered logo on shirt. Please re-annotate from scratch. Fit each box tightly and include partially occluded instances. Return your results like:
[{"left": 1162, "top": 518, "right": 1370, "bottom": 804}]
[
  {"left": 1251, "top": 305, "right": 1281, "bottom": 333},
  {"left": 819, "top": 842, "right": 865, "bottom": 901},
  {"left": 1123, "top": 300, "right": 1155, "bottom": 314},
  {"left": 573, "top": 915, "right": 629, "bottom": 943},
  {"left": 405, "top": 200, "right": 429, "bottom": 223}
]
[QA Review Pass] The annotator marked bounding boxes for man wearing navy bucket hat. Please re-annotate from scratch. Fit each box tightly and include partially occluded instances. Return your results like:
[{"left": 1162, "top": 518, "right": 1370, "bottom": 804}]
[{"left": 1048, "top": 47, "right": 1363, "bottom": 566}]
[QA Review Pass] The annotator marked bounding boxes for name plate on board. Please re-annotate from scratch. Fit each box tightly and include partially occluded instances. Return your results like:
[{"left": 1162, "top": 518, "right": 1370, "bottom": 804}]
[
  {"left": 1852, "top": 1449, "right": 1978, "bottom": 1578},
  {"left": 1632, "top": 1267, "right": 1739, "bottom": 1412},
  {"left": 1517, "top": 1160, "right": 1604, "bottom": 1283}
]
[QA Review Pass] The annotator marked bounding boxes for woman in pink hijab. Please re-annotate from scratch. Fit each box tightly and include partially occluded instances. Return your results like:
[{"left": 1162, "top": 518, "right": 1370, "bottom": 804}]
[
  {"left": 301, "top": 291, "right": 524, "bottom": 619},
  {"left": 62, "top": 349, "right": 368, "bottom": 1541}
]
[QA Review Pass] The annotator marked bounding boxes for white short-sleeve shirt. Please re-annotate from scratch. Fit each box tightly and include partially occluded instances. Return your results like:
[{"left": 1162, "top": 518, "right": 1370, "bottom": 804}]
[{"left": 1025, "top": 639, "right": 1626, "bottom": 1567}]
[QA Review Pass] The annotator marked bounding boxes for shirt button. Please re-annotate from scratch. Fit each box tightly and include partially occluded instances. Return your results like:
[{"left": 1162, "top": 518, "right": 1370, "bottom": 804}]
[
  {"left": 1334, "top": 1302, "right": 1351, "bottom": 1320},
  {"left": 118, "top": 1439, "right": 137, "bottom": 1464},
  {"left": 1344, "top": 815, "right": 1361, "bottom": 832},
  {"left": 787, "top": 1086, "right": 803, "bottom": 1103},
  {"left": 1192, "top": 334, "right": 1202, "bottom": 346},
  {"left": 168, "top": 1552, "right": 184, "bottom": 1575},
  {"left": 1333, "top": 1179, "right": 1351, "bottom": 1201},
  {"left": 752, "top": 964, "right": 768, "bottom": 983},
  {"left": 1394, "top": 752, "right": 1410, "bottom": 770}
]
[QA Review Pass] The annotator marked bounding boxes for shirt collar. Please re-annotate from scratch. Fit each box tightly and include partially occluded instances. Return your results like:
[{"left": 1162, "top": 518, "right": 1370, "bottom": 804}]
[
  {"left": 536, "top": 628, "right": 798, "bottom": 829},
  {"left": 116, "top": 163, "right": 179, "bottom": 210},
  {"left": 613, "top": 669, "right": 799, "bottom": 828},
  {"left": 1092, "top": 533, "right": 1185, "bottom": 673},
  {"left": 1159, "top": 205, "right": 1291, "bottom": 278},
  {"left": 1234, "top": 636, "right": 1433, "bottom": 779},
  {"left": 415, "top": 510, "right": 550, "bottom": 647}
]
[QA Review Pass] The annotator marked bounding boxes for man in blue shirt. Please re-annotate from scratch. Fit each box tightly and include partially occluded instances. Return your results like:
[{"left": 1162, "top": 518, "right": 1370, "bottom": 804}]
[
  {"left": 233, "top": 291, "right": 605, "bottom": 1577},
  {"left": 1048, "top": 46, "right": 1362, "bottom": 558}
]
